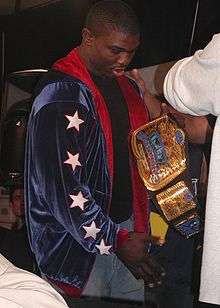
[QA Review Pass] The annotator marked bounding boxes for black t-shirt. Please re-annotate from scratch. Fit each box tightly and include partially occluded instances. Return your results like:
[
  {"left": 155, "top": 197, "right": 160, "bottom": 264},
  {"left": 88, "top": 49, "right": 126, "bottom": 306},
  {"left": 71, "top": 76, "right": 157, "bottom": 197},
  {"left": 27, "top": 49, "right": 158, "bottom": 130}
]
[{"left": 91, "top": 74, "right": 132, "bottom": 223}]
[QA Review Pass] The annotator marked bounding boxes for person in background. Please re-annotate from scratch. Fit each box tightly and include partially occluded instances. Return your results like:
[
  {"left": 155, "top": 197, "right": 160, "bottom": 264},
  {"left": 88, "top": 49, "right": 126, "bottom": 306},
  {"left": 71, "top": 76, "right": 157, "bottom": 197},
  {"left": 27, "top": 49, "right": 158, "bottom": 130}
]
[
  {"left": 163, "top": 32, "right": 220, "bottom": 307},
  {"left": 0, "top": 184, "right": 35, "bottom": 273},
  {"left": 10, "top": 184, "right": 25, "bottom": 230},
  {"left": 25, "top": 0, "right": 164, "bottom": 306}
]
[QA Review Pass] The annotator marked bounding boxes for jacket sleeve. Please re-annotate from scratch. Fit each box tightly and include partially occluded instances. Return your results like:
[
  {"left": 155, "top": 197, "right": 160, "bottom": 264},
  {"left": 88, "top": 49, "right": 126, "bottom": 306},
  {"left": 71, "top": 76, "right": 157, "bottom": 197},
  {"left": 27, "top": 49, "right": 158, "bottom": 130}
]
[
  {"left": 163, "top": 33, "right": 220, "bottom": 117},
  {"left": 29, "top": 81, "right": 128, "bottom": 255}
]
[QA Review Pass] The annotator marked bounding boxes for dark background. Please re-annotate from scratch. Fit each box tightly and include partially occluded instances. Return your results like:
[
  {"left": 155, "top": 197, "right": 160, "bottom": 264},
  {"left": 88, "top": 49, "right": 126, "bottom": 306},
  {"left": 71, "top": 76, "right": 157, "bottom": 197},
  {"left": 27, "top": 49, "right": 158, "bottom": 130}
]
[{"left": 0, "top": 0, "right": 220, "bottom": 76}]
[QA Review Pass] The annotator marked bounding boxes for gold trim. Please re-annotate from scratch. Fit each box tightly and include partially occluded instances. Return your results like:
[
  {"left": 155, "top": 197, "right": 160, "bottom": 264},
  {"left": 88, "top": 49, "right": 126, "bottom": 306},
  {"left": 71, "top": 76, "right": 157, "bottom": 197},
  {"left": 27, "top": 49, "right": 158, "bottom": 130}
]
[
  {"left": 156, "top": 181, "right": 196, "bottom": 221},
  {"left": 131, "top": 115, "right": 187, "bottom": 191}
]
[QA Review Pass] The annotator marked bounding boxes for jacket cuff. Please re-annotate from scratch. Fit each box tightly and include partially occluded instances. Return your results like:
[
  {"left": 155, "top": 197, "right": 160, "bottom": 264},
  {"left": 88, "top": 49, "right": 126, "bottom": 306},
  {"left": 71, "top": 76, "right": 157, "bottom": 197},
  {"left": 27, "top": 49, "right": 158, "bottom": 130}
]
[{"left": 117, "top": 229, "right": 129, "bottom": 248}]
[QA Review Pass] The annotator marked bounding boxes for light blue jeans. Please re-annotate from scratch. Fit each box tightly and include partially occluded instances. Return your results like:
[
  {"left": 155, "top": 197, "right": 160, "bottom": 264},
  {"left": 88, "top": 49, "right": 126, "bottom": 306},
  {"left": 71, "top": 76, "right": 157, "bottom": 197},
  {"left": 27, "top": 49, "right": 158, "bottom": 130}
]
[{"left": 82, "top": 217, "right": 145, "bottom": 303}]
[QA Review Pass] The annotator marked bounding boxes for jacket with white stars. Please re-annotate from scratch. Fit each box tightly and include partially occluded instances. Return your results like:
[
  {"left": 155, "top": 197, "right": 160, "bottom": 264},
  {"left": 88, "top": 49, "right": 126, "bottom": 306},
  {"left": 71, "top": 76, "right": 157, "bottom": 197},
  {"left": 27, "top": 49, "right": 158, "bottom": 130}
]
[{"left": 25, "top": 49, "right": 149, "bottom": 296}]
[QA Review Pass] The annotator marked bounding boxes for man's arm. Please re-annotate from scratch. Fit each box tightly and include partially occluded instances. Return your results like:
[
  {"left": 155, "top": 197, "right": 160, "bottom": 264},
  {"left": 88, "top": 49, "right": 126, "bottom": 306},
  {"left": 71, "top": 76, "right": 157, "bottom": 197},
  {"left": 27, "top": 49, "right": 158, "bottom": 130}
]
[
  {"left": 30, "top": 82, "right": 165, "bottom": 286},
  {"left": 161, "top": 104, "right": 211, "bottom": 144},
  {"left": 31, "top": 87, "right": 121, "bottom": 255},
  {"left": 163, "top": 33, "right": 220, "bottom": 117},
  {"left": 129, "top": 69, "right": 212, "bottom": 144},
  {"left": 0, "top": 254, "right": 68, "bottom": 308}
]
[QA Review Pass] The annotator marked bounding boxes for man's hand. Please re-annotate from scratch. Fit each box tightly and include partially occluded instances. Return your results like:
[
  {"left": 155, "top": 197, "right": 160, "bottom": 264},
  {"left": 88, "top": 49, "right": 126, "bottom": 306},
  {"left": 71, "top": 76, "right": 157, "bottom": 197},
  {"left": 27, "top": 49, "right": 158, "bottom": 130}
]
[
  {"left": 161, "top": 104, "right": 210, "bottom": 144},
  {"left": 129, "top": 68, "right": 211, "bottom": 144},
  {"left": 116, "top": 232, "right": 165, "bottom": 288}
]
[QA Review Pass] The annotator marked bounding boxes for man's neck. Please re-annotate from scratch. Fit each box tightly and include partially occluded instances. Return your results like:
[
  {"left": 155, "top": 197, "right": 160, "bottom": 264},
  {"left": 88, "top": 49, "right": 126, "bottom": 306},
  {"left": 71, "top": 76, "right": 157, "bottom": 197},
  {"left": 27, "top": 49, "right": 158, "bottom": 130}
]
[{"left": 77, "top": 45, "right": 93, "bottom": 73}]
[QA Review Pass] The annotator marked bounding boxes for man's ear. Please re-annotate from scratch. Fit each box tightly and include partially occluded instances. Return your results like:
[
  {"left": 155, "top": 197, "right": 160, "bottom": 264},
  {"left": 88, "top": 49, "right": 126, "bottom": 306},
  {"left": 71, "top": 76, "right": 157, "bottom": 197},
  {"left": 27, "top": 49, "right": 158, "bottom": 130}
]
[{"left": 81, "top": 28, "right": 94, "bottom": 46}]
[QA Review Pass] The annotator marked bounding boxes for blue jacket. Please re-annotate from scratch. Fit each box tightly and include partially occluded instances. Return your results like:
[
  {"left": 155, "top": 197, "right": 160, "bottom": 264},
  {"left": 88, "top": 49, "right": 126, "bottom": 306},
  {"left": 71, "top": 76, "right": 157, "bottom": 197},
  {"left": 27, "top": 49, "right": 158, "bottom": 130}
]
[{"left": 25, "top": 50, "right": 149, "bottom": 295}]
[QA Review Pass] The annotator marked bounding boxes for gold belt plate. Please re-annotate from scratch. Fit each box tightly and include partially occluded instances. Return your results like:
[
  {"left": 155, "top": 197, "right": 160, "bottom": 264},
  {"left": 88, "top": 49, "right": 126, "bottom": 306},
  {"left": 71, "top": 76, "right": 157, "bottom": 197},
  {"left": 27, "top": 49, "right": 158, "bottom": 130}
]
[
  {"left": 156, "top": 181, "right": 196, "bottom": 221},
  {"left": 131, "top": 115, "right": 187, "bottom": 191}
]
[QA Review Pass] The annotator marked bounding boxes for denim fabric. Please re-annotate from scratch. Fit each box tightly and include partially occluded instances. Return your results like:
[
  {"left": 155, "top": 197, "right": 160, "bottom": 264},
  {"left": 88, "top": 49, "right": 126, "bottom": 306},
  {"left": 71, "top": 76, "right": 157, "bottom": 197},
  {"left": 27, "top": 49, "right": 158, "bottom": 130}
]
[{"left": 82, "top": 217, "right": 145, "bottom": 303}]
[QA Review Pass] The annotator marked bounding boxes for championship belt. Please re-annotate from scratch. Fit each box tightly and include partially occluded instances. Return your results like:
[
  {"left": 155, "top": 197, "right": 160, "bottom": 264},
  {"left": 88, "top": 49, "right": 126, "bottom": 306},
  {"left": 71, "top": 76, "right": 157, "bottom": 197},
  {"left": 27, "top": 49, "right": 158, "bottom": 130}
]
[{"left": 131, "top": 115, "right": 200, "bottom": 238}]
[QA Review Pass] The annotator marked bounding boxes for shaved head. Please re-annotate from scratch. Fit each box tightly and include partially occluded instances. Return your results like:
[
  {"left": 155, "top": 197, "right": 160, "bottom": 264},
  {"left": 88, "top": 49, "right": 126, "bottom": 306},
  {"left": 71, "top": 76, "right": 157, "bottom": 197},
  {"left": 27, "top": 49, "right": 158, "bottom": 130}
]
[{"left": 85, "top": 0, "right": 140, "bottom": 36}]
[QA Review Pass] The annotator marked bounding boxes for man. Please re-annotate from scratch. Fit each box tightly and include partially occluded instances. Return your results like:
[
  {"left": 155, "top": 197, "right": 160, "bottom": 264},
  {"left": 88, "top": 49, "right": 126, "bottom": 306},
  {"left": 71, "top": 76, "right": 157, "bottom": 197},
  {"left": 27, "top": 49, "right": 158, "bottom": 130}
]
[
  {"left": 25, "top": 0, "right": 164, "bottom": 304},
  {"left": 0, "top": 253, "right": 68, "bottom": 308},
  {"left": 10, "top": 185, "right": 25, "bottom": 229},
  {"left": 0, "top": 185, "right": 35, "bottom": 272},
  {"left": 163, "top": 33, "right": 220, "bottom": 306},
  {"left": 129, "top": 69, "right": 211, "bottom": 308}
]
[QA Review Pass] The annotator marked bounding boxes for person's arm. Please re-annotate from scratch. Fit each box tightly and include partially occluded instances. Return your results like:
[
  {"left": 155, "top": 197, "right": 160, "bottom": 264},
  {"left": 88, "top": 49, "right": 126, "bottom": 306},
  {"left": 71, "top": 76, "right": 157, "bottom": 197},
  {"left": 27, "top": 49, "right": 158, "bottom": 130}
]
[
  {"left": 0, "top": 254, "right": 68, "bottom": 308},
  {"left": 129, "top": 69, "right": 211, "bottom": 144},
  {"left": 163, "top": 33, "right": 220, "bottom": 117},
  {"left": 161, "top": 104, "right": 211, "bottom": 144},
  {"left": 31, "top": 82, "right": 123, "bottom": 254}
]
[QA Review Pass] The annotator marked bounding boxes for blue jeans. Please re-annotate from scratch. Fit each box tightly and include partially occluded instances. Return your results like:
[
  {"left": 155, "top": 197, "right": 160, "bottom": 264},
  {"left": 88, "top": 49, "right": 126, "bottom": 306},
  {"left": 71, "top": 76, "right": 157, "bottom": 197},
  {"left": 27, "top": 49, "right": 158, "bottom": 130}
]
[
  {"left": 82, "top": 217, "right": 145, "bottom": 303},
  {"left": 146, "top": 226, "right": 195, "bottom": 308}
]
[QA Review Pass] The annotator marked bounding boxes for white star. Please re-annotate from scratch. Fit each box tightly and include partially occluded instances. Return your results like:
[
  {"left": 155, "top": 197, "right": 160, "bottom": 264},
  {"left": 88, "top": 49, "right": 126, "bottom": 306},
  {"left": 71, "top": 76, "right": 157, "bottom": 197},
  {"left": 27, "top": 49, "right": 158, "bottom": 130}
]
[
  {"left": 96, "top": 239, "right": 112, "bottom": 255},
  {"left": 69, "top": 191, "right": 88, "bottom": 210},
  {"left": 64, "top": 151, "right": 81, "bottom": 171},
  {"left": 83, "top": 221, "right": 101, "bottom": 239},
  {"left": 65, "top": 111, "right": 84, "bottom": 131}
]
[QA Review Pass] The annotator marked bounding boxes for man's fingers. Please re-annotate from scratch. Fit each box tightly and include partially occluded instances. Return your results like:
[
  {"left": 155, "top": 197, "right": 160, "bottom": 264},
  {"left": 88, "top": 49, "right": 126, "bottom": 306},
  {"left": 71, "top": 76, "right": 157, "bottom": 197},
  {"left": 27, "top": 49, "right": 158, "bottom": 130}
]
[
  {"left": 125, "top": 262, "right": 159, "bottom": 286},
  {"left": 119, "top": 255, "right": 165, "bottom": 288},
  {"left": 139, "top": 254, "right": 165, "bottom": 285},
  {"left": 125, "top": 253, "right": 165, "bottom": 287},
  {"left": 132, "top": 263, "right": 163, "bottom": 288}
]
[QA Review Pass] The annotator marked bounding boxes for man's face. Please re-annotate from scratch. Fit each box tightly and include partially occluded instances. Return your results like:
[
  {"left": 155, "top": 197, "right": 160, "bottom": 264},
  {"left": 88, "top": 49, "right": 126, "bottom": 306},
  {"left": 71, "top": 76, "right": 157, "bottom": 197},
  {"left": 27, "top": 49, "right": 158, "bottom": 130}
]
[
  {"left": 87, "top": 28, "right": 140, "bottom": 77},
  {"left": 10, "top": 188, "right": 25, "bottom": 218}
]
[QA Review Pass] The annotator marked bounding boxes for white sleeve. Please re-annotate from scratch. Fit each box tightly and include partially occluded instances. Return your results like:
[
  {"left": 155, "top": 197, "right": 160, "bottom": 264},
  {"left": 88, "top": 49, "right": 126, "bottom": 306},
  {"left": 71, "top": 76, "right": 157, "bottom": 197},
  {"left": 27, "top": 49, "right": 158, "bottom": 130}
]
[
  {"left": 163, "top": 33, "right": 220, "bottom": 117},
  {"left": 0, "top": 255, "right": 68, "bottom": 308}
]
